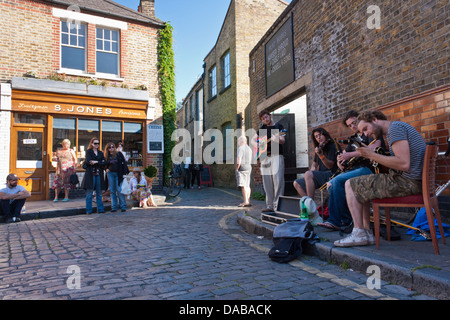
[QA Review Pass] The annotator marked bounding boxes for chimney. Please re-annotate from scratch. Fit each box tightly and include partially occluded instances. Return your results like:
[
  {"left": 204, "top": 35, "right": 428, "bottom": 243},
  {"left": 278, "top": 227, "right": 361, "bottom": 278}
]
[{"left": 138, "top": 0, "right": 155, "bottom": 18}]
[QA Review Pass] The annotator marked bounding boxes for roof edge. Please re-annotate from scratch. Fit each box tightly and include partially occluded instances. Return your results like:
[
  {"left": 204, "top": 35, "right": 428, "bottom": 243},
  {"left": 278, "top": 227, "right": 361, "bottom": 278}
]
[{"left": 42, "top": 0, "right": 165, "bottom": 28}]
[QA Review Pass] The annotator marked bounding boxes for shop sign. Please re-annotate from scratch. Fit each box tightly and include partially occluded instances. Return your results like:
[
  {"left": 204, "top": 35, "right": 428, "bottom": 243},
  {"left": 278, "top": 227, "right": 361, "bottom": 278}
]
[
  {"left": 147, "top": 124, "right": 164, "bottom": 153},
  {"left": 23, "top": 139, "right": 37, "bottom": 144},
  {"left": 12, "top": 101, "right": 146, "bottom": 119},
  {"left": 265, "top": 14, "right": 295, "bottom": 97}
]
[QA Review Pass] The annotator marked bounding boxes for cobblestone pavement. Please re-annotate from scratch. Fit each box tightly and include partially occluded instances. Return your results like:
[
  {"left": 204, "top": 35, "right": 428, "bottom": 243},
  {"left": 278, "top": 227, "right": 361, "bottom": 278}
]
[{"left": 0, "top": 188, "right": 434, "bottom": 301}]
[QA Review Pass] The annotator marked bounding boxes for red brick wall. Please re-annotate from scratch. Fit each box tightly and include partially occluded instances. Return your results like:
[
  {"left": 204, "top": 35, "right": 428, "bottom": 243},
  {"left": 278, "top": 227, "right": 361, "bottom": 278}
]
[
  {"left": 249, "top": 0, "right": 449, "bottom": 196},
  {"left": 317, "top": 85, "right": 450, "bottom": 194},
  {"left": 0, "top": 0, "right": 161, "bottom": 94},
  {"left": 1, "top": 0, "right": 165, "bottom": 188}
]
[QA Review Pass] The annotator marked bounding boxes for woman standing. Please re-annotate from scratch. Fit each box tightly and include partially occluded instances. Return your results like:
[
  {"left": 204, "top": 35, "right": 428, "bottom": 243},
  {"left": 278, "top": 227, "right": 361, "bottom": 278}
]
[
  {"left": 52, "top": 139, "right": 77, "bottom": 202},
  {"left": 81, "top": 138, "right": 106, "bottom": 214},
  {"left": 104, "top": 142, "right": 129, "bottom": 212}
]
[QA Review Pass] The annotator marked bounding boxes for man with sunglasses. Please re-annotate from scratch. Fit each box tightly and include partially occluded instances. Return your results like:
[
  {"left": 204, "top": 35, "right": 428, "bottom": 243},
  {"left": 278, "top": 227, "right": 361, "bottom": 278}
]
[{"left": 0, "top": 173, "right": 31, "bottom": 223}]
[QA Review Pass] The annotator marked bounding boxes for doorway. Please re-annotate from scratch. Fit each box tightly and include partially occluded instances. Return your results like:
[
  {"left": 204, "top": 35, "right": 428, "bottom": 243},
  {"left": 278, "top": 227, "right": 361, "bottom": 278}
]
[
  {"left": 272, "top": 94, "right": 309, "bottom": 195},
  {"left": 10, "top": 127, "right": 46, "bottom": 201}
]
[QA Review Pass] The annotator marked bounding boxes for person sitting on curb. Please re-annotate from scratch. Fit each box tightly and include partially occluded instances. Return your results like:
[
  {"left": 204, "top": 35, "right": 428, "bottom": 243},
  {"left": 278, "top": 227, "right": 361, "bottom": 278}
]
[{"left": 0, "top": 173, "right": 31, "bottom": 223}]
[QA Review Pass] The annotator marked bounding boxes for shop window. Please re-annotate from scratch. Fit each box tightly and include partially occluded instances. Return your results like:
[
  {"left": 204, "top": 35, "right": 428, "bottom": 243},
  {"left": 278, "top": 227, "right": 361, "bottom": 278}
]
[
  {"left": 123, "top": 122, "right": 143, "bottom": 167},
  {"left": 52, "top": 118, "right": 76, "bottom": 161},
  {"left": 78, "top": 119, "right": 100, "bottom": 152},
  {"left": 61, "top": 21, "right": 86, "bottom": 71},
  {"left": 14, "top": 114, "right": 46, "bottom": 125},
  {"left": 49, "top": 117, "right": 144, "bottom": 170},
  {"left": 96, "top": 27, "right": 120, "bottom": 75},
  {"left": 101, "top": 121, "right": 122, "bottom": 150}
]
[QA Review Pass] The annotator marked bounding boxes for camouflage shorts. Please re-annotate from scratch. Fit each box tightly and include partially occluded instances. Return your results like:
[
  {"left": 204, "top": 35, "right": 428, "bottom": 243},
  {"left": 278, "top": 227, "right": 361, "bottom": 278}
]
[{"left": 349, "top": 170, "right": 422, "bottom": 204}]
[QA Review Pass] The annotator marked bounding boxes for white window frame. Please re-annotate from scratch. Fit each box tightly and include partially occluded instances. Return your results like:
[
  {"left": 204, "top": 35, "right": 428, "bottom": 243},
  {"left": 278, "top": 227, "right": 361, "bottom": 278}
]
[
  {"left": 96, "top": 27, "right": 121, "bottom": 77},
  {"left": 60, "top": 20, "right": 87, "bottom": 73},
  {"left": 53, "top": 8, "right": 126, "bottom": 80},
  {"left": 221, "top": 51, "right": 231, "bottom": 89},
  {"left": 209, "top": 66, "right": 217, "bottom": 98}
]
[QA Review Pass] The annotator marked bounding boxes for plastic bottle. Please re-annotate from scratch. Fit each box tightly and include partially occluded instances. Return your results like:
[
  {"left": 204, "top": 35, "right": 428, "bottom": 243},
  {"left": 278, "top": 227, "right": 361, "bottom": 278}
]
[{"left": 300, "top": 200, "right": 309, "bottom": 221}]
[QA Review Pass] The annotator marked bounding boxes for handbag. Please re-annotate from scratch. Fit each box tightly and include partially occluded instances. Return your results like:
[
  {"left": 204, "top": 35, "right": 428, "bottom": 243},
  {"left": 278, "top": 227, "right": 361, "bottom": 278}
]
[
  {"left": 70, "top": 173, "right": 79, "bottom": 186},
  {"left": 120, "top": 178, "right": 131, "bottom": 195}
]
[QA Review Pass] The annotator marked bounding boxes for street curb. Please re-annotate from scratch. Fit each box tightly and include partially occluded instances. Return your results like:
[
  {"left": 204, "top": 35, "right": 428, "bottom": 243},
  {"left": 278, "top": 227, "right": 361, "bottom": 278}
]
[
  {"left": 5, "top": 194, "right": 169, "bottom": 223},
  {"left": 19, "top": 201, "right": 139, "bottom": 221},
  {"left": 236, "top": 211, "right": 450, "bottom": 300}
]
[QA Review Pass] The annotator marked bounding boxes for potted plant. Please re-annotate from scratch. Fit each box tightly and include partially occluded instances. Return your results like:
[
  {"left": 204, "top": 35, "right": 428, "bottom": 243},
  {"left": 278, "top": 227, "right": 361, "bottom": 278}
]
[{"left": 143, "top": 165, "right": 158, "bottom": 188}]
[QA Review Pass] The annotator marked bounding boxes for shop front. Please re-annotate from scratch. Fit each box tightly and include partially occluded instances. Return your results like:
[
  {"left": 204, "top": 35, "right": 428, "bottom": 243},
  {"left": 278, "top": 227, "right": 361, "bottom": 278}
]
[{"left": 10, "top": 85, "right": 150, "bottom": 201}]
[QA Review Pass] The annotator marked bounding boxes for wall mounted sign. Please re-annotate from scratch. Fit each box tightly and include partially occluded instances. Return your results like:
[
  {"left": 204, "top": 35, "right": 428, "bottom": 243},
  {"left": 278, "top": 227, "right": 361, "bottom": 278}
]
[
  {"left": 11, "top": 101, "right": 147, "bottom": 119},
  {"left": 265, "top": 13, "right": 295, "bottom": 97},
  {"left": 147, "top": 124, "right": 164, "bottom": 153}
]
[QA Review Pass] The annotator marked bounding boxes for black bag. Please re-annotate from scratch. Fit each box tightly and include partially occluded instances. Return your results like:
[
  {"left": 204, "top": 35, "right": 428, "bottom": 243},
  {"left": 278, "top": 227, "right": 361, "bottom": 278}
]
[
  {"left": 268, "top": 238, "right": 304, "bottom": 263},
  {"left": 70, "top": 173, "right": 79, "bottom": 186},
  {"left": 268, "top": 219, "right": 316, "bottom": 263}
]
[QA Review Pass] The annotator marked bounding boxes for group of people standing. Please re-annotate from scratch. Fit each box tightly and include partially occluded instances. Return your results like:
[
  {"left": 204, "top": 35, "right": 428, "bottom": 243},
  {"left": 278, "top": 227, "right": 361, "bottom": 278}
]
[
  {"left": 182, "top": 154, "right": 203, "bottom": 189},
  {"left": 52, "top": 137, "right": 155, "bottom": 214}
]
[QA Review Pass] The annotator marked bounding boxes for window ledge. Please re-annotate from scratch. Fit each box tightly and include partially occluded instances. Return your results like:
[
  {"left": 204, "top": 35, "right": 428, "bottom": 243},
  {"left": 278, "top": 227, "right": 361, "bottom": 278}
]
[
  {"left": 57, "top": 69, "right": 124, "bottom": 82},
  {"left": 219, "top": 84, "right": 231, "bottom": 95},
  {"left": 207, "top": 95, "right": 217, "bottom": 103}
]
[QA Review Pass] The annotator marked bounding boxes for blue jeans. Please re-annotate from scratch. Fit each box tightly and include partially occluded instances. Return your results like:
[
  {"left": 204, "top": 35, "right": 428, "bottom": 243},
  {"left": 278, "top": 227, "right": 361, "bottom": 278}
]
[
  {"left": 1, "top": 199, "right": 25, "bottom": 220},
  {"left": 327, "top": 167, "right": 373, "bottom": 226},
  {"left": 107, "top": 171, "right": 127, "bottom": 210},
  {"left": 86, "top": 175, "right": 104, "bottom": 214}
]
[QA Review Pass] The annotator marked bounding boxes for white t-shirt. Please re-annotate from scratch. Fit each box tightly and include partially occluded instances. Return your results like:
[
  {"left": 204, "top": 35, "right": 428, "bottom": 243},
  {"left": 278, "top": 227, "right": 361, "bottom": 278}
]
[
  {"left": 129, "top": 176, "right": 147, "bottom": 192},
  {"left": 237, "top": 144, "right": 252, "bottom": 171},
  {"left": 0, "top": 185, "right": 26, "bottom": 203},
  {"left": 184, "top": 157, "right": 191, "bottom": 169}
]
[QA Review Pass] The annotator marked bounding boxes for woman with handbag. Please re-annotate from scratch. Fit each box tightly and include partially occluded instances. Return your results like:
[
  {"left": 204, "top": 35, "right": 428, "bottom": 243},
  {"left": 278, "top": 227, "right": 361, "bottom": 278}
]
[
  {"left": 81, "top": 138, "right": 106, "bottom": 214},
  {"left": 52, "top": 139, "right": 77, "bottom": 202},
  {"left": 104, "top": 142, "right": 129, "bottom": 212}
]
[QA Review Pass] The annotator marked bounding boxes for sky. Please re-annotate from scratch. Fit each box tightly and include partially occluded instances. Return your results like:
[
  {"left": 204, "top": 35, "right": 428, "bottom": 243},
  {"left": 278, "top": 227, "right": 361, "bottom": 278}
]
[{"left": 114, "top": 0, "right": 233, "bottom": 104}]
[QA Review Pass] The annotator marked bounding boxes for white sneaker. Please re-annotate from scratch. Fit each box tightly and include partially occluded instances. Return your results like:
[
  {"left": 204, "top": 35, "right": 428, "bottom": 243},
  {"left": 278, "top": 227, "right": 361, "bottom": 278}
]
[
  {"left": 334, "top": 228, "right": 369, "bottom": 247},
  {"left": 365, "top": 229, "right": 376, "bottom": 245}
]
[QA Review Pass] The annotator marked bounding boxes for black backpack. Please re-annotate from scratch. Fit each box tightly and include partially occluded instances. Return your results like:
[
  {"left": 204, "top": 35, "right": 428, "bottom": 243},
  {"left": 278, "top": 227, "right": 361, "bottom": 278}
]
[{"left": 268, "top": 219, "right": 316, "bottom": 263}]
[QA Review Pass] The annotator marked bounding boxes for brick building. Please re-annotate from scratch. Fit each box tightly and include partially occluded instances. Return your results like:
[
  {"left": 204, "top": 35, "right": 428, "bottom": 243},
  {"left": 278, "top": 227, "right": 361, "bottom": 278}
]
[
  {"left": 249, "top": 0, "right": 449, "bottom": 211},
  {"left": 0, "top": 0, "right": 166, "bottom": 200},
  {"left": 178, "top": 0, "right": 289, "bottom": 188}
]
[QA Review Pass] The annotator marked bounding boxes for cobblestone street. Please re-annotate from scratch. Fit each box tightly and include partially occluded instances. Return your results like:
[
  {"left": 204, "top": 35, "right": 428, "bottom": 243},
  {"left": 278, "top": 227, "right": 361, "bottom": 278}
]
[{"left": 0, "top": 188, "right": 434, "bottom": 301}]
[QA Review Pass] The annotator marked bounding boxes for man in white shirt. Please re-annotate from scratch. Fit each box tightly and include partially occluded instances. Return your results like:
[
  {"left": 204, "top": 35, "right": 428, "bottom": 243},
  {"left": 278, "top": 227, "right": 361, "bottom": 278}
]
[
  {"left": 236, "top": 136, "right": 253, "bottom": 207},
  {"left": 0, "top": 174, "right": 31, "bottom": 223}
]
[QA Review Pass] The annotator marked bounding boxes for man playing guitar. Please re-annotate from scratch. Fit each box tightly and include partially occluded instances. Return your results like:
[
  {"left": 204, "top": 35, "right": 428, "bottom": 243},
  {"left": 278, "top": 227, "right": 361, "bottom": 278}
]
[
  {"left": 334, "top": 110, "right": 427, "bottom": 247},
  {"left": 251, "top": 110, "right": 286, "bottom": 213},
  {"left": 318, "top": 110, "right": 386, "bottom": 231}
]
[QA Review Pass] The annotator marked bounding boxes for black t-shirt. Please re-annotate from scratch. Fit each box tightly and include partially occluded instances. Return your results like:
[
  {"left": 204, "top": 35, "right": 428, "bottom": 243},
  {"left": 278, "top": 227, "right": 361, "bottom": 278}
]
[
  {"left": 258, "top": 123, "right": 284, "bottom": 156},
  {"left": 314, "top": 140, "right": 340, "bottom": 173}
]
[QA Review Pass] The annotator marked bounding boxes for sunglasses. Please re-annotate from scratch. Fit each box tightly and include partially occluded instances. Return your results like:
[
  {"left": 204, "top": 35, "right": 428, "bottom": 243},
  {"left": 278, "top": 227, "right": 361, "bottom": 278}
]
[
  {"left": 93, "top": 142, "right": 100, "bottom": 145},
  {"left": 108, "top": 146, "right": 115, "bottom": 149}
]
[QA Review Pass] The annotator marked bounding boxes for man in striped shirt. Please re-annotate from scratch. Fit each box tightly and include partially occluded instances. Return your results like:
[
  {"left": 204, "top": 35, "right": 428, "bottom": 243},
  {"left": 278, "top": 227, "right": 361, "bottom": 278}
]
[{"left": 334, "top": 110, "right": 426, "bottom": 247}]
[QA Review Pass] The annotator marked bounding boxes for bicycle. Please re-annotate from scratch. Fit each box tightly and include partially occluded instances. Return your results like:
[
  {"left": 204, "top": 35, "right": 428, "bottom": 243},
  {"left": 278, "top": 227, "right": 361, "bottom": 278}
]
[{"left": 164, "top": 172, "right": 182, "bottom": 197}]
